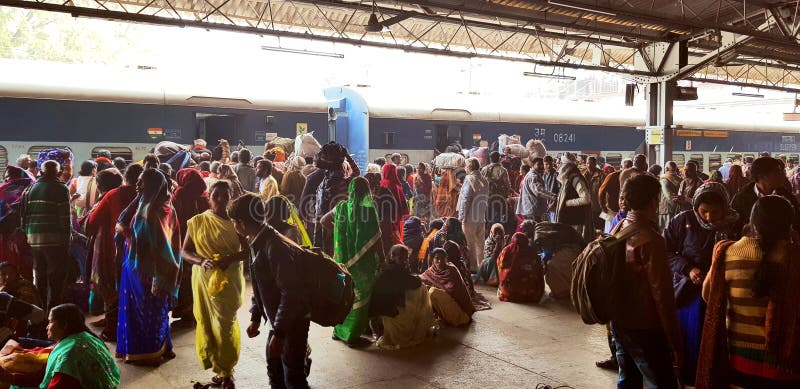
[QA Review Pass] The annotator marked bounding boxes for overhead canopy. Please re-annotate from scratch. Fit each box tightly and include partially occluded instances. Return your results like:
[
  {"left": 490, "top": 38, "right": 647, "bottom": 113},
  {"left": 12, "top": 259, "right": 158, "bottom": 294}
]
[{"left": 4, "top": 0, "right": 800, "bottom": 91}]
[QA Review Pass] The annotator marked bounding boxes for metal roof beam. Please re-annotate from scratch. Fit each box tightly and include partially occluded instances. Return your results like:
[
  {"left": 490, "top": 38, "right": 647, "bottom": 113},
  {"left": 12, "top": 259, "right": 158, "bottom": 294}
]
[{"left": 654, "top": 31, "right": 753, "bottom": 82}]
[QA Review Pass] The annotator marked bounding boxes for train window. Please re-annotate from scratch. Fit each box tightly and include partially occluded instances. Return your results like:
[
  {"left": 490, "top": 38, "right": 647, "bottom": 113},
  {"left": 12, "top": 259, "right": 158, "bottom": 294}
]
[
  {"left": 0, "top": 146, "right": 6, "bottom": 178},
  {"left": 91, "top": 147, "right": 133, "bottom": 162},
  {"left": 671, "top": 153, "right": 685, "bottom": 166},
  {"left": 605, "top": 153, "right": 622, "bottom": 169},
  {"left": 383, "top": 132, "right": 396, "bottom": 147},
  {"left": 27, "top": 146, "right": 69, "bottom": 163},
  {"left": 690, "top": 154, "right": 704, "bottom": 172},
  {"left": 789, "top": 154, "right": 800, "bottom": 165},
  {"left": 708, "top": 154, "right": 722, "bottom": 171},
  {"left": 726, "top": 154, "right": 741, "bottom": 162},
  {"left": 743, "top": 153, "right": 755, "bottom": 161}
]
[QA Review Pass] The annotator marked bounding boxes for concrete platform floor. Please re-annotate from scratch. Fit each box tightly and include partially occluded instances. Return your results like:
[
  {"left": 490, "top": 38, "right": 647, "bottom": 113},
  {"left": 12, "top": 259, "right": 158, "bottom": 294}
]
[{"left": 116, "top": 284, "right": 618, "bottom": 389}]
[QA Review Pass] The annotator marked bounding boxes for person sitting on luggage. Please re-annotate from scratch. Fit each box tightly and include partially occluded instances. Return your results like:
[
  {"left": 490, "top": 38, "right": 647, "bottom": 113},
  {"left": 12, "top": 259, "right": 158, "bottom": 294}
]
[
  {"left": 368, "top": 245, "right": 434, "bottom": 349},
  {"left": 231, "top": 194, "right": 311, "bottom": 389},
  {"left": 420, "top": 248, "right": 474, "bottom": 327}
]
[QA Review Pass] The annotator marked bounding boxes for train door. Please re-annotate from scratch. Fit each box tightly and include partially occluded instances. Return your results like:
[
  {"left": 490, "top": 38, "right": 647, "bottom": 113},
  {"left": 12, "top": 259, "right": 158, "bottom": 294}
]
[
  {"left": 197, "top": 114, "right": 239, "bottom": 146},
  {"left": 435, "top": 124, "right": 468, "bottom": 151}
]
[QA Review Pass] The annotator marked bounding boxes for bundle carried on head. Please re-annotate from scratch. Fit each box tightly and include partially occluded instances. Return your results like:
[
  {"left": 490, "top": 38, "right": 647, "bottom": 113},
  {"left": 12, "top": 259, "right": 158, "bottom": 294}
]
[
  {"left": 468, "top": 147, "right": 490, "bottom": 167},
  {"left": 526, "top": 139, "right": 548, "bottom": 159},
  {"left": 433, "top": 152, "right": 466, "bottom": 169},
  {"left": 295, "top": 132, "right": 322, "bottom": 158},
  {"left": 503, "top": 143, "right": 530, "bottom": 159},
  {"left": 268, "top": 137, "right": 295, "bottom": 156},
  {"left": 315, "top": 141, "right": 347, "bottom": 171},
  {"left": 36, "top": 148, "right": 73, "bottom": 169}
]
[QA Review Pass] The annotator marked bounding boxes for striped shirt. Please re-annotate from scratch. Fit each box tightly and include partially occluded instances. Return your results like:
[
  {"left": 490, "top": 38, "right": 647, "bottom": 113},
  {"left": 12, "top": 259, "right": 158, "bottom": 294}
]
[{"left": 20, "top": 178, "right": 71, "bottom": 248}]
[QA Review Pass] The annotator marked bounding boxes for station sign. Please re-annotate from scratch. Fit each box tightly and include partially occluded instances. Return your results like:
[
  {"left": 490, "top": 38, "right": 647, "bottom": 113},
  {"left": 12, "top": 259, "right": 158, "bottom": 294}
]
[{"left": 646, "top": 128, "right": 663, "bottom": 145}]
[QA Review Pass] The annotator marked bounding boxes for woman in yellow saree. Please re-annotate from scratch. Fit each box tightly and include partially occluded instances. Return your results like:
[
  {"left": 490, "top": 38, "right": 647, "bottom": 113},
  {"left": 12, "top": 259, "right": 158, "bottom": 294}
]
[{"left": 181, "top": 180, "right": 248, "bottom": 389}]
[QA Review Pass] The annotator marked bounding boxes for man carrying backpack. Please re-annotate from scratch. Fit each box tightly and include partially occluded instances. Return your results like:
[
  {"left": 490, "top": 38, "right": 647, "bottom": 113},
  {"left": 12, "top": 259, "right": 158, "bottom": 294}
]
[
  {"left": 611, "top": 174, "right": 683, "bottom": 388},
  {"left": 230, "top": 193, "right": 311, "bottom": 389}
]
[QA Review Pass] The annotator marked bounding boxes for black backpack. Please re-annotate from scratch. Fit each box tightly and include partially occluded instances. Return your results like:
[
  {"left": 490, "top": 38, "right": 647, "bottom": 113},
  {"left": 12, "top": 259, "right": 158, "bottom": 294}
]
[
  {"left": 279, "top": 235, "right": 355, "bottom": 327},
  {"left": 570, "top": 223, "right": 641, "bottom": 325}
]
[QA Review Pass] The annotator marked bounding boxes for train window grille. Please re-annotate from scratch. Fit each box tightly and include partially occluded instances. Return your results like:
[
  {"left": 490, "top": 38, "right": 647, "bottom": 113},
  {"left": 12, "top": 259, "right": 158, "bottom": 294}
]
[
  {"left": 384, "top": 132, "right": 396, "bottom": 147},
  {"left": 27, "top": 146, "right": 68, "bottom": 162},
  {"left": 605, "top": 153, "right": 622, "bottom": 169},
  {"left": 744, "top": 153, "right": 755, "bottom": 161},
  {"left": 0, "top": 146, "right": 7, "bottom": 178},
  {"left": 672, "top": 153, "right": 686, "bottom": 166},
  {"left": 91, "top": 147, "right": 133, "bottom": 163},
  {"left": 690, "top": 154, "right": 704, "bottom": 172},
  {"left": 727, "top": 153, "right": 742, "bottom": 162},
  {"left": 709, "top": 154, "right": 722, "bottom": 171}
]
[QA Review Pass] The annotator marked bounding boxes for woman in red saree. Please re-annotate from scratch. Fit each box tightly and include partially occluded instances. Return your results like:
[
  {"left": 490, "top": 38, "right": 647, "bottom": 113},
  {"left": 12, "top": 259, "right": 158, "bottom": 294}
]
[
  {"left": 497, "top": 232, "right": 545, "bottom": 303},
  {"left": 381, "top": 164, "right": 409, "bottom": 238}
]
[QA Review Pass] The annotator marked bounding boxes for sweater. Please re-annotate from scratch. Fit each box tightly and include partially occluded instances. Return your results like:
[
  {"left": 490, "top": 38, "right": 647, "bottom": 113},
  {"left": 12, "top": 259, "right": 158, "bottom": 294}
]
[{"left": 20, "top": 177, "right": 70, "bottom": 248}]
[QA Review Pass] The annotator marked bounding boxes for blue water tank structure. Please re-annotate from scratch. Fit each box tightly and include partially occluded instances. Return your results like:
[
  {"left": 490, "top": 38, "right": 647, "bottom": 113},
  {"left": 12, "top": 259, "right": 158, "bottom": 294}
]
[{"left": 324, "top": 87, "right": 370, "bottom": 173}]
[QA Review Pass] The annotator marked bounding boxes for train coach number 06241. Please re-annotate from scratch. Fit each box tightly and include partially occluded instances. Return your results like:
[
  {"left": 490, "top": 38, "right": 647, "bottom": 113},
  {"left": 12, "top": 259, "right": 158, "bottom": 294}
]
[{"left": 553, "top": 132, "right": 576, "bottom": 143}]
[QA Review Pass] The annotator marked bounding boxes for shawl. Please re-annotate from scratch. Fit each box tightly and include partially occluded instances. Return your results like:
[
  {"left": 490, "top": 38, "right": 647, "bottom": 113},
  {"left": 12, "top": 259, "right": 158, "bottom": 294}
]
[
  {"left": 725, "top": 165, "right": 749, "bottom": 196},
  {"left": 435, "top": 169, "right": 459, "bottom": 218},
  {"left": 434, "top": 217, "right": 466, "bottom": 247},
  {"left": 418, "top": 228, "right": 439, "bottom": 264},
  {"left": 39, "top": 331, "right": 120, "bottom": 389},
  {"left": 483, "top": 223, "right": 505, "bottom": 260},
  {"left": 443, "top": 240, "right": 476, "bottom": 298},
  {"left": 497, "top": 232, "right": 545, "bottom": 303},
  {"left": 279, "top": 170, "right": 305, "bottom": 208},
  {"left": 663, "top": 170, "right": 682, "bottom": 190},
  {"left": 420, "top": 261, "right": 475, "bottom": 315},
  {"left": 265, "top": 195, "right": 312, "bottom": 247},
  {"left": 697, "top": 238, "right": 800, "bottom": 389},
  {"left": 0, "top": 171, "right": 33, "bottom": 223},
  {"left": 414, "top": 171, "right": 432, "bottom": 195},
  {"left": 173, "top": 168, "right": 211, "bottom": 239},
  {"left": 129, "top": 169, "right": 182, "bottom": 298},
  {"left": 381, "top": 164, "right": 409, "bottom": 218},
  {"left": 692, "top": 182, "right": 739, "bottom": 235},
  {"left": 402, "top": 217, "right": 424, "bottom": 253},
  {"left": 368, "top": 269, "right": 421, "bottom": 318},
  {"left": 333, "top": 178, "right": 382, "bottom": 269},
  {"left": 259, "top": 175, "right": 280, "bottom": 201}
]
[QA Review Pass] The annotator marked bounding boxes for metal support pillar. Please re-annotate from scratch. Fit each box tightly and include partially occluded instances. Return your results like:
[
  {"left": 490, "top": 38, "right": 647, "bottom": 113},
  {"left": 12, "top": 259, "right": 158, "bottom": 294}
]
[{"left": 646, "top": 81, "right": 675, "bottom": 167}]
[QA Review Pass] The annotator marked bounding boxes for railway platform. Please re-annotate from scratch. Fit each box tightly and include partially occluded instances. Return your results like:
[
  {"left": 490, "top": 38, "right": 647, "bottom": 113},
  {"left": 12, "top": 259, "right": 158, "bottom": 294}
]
[{"left": 116, "top": 284, "right": 616, "bottom": 389}]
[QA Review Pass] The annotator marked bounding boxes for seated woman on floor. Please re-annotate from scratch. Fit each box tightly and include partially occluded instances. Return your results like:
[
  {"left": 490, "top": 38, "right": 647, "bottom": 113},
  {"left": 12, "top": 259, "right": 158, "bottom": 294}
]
[
  {"left": 477, "top": 223, "right": 505, "bottom": 286},
  {"left": 420, "top": 248, "right": 475, "bottom": 327},
  {"left": 369, "top": 245, "right": 434, "bottom": 350},
  {"left": 417, "top": 218, "right": 443, "bottom": 272},
  {"left": 0, "top": 303, "right": 120, "bottom": 389},
  {"left": 497, "top": 232, "right": 545, "bottom": 303}
]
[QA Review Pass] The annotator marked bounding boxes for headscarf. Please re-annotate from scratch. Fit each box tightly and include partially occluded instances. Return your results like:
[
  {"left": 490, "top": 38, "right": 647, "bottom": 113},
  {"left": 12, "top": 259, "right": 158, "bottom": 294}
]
[
  {"left": 434, "top": 217, "right": 466, "bottom": 247},
  {"left": 0, "top": 165, "right": 33, "bottom": 222},
  {"left": 497, "top": 232, "right": 545, "bottom": 303},
  {"left": 130, "top": 169, "right": 181, "bottom": 297},
  {"left": 380, "top": 164, "right": 408, "bottom": 217},
  {"left": 368, "top": 247, "right": 421, "bottom": 318},
  {"left": 333, "top": 177, "right": 382, "bottom": 267},
  {"left": 692, "top": 182, "right": 738, "bottom": 232},
  {"left": 725, "top": 164, "right": 749, "bottom": 195},
  {"left": 287, "top": 156, "right": 305, "bottom": 172},
  {"left": 155, "top": 141, "right": 191, "bottom": 172},
  {"left": 265, "top": 195, "right": 312, "bottom": 247},
  {"left": 705, "top": 170, "right": 723, "bottom": 184},
  {"left": 95, "top": 168, "right": 123, "bottom": 194},
  {"left": 557, "top": 161, "right": 581, "bottom": 184},
  {"left": 602, "top": 165, "right": 615, "bottom": 174},
  {"left": 484, "top": 223, "right": 505, "bottom": 260},
  {"left": 402, "top": 217, "right": 424, "bottom": 253}
]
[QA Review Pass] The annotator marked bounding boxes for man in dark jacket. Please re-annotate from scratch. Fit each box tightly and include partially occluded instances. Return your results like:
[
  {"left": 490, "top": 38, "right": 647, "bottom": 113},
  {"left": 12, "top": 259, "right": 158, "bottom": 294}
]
[
  {"left": 730, "top": 156, "right": 800, "bottom": 236},
  {"left": 230, "top": 193, "right": 310, "bottom": 389},
  {"left": 612, "top": 174, "right": 683, "bottom": 389}
]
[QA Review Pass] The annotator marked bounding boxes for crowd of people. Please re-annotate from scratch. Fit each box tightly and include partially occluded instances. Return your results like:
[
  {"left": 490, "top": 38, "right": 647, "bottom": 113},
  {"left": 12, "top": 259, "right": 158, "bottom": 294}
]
[{"left": 0, "top": 136, "right": 797, "bottom": 388}]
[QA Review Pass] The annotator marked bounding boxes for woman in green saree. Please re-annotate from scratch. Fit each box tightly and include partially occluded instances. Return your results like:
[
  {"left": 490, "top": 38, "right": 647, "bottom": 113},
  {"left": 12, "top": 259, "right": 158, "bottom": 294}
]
[{"left": 332, "top": 176, "right": 384, "bottom": 347}]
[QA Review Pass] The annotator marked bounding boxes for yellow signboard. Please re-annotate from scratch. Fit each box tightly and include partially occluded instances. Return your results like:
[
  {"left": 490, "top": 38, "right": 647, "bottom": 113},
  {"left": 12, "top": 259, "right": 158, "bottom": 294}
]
[
  {"left": 703, "top": 130, "right": 729, "bottom": 138},
  {"left": 675, "top": 130, "right": 702, "bottom": 137},
  {"left": 646, "top": 129, "right": 663, "bottom": 145},
  {"left": 296, "top": 122, "right": 308, "bottom": 136}
]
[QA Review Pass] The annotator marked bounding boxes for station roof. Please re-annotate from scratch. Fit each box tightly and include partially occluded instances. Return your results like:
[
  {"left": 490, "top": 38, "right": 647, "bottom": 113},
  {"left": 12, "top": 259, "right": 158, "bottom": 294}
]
[{"left": 4, "top": 0, "right": 800, "bottom": 91}]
